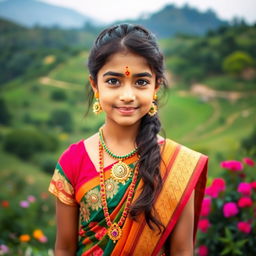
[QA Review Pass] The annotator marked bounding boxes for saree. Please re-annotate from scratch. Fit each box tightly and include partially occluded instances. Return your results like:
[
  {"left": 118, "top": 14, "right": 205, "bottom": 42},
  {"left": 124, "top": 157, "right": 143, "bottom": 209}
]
[{"left": 49, "top": 138, "right": 208, "bottom": 256}]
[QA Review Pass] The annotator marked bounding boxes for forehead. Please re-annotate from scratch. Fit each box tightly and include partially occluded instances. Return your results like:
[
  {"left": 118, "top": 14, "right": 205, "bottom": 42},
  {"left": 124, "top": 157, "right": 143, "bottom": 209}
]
[{"left": 99, "top": 52, "right": 152, "bottom": 73}]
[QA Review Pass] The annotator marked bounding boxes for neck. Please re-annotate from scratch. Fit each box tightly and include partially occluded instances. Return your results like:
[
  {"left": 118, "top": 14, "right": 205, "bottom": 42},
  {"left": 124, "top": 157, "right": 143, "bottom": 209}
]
[{"left": 101, "top": 120, "right": 140, "bottom": 148}]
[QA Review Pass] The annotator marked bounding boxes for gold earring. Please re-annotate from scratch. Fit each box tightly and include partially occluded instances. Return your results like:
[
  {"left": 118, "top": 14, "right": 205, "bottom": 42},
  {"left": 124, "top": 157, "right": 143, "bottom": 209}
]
[
  {"left": 153, "top": 93, "right": 158, "bottom": 101},
  {"left": 93, "top": 92, "right": 102, "bottom": 114},
  {"left": 148, "top": 102, "right": 157, "bottom": 116}
]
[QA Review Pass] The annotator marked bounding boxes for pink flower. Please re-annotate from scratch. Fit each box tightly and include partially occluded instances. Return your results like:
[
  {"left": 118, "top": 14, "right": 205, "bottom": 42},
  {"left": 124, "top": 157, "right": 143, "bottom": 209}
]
[
  {"left": 27, "top": 195, "right": 36, "bottom": 203},
  {"left": 198, "top": 245, "right": 208, "bottom": 256},
  {"left": 0, "top": 244, "right": 9, "bottom": 254},
  {"left": 237, "top": 221, "right": 251, "bottom": 234},
  {"left": 237, "top": 182, "right": 252, "bottom": 196},
  {"left": 223, "top": 202, "right": 239, "bottom": 218},
  {"left": 205, "top": 178, "right": 226, "bottom": 198},
  {"left": 201, "top": 197, "right": 212, "bottom": 217},
  {"left": 251, "top": 181, "right": 256, "bottom": 190},
  {"left": 220, "top": 160, "right": 243, "bottom": 171},
  {"left": 243, "top": 157, "right": 255, "bottom": 166},
  {"left": 38, "top": 236, "right": 48, "bottom": 243},
  {"left": 238, "top": 197, "right": 253, "bottom": 208},
  {"left": 198, "top": 219, "right": 210, "bottom": 233},
  {"left": 19, "top": 200, "right": 29, "bottom": 208}
]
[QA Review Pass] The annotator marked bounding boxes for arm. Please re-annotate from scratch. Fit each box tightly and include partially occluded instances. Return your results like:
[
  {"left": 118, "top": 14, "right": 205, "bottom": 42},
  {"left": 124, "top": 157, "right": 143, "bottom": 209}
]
[
  {"left": 55, "top": 198, "right": 79, "bottom": 256},
  {"left": 169, "top": 190, "right": 195, "bottom": 256}
]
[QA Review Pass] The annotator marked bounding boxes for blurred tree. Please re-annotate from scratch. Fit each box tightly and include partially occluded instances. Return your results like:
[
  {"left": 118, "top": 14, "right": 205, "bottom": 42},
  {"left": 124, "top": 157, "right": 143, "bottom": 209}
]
[
  {"left": 222, "top": 51, "right": 254, "bottom": 75},
  {"left": 0, "top": 98, "right": 12, "bottom": 125},
  {"left": 48, "top": 109, "right": 73, "bottom": 132}
]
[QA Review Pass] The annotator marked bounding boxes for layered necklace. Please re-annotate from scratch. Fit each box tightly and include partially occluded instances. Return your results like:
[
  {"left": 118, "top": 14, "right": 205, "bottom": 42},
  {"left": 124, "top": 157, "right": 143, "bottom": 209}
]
[
  {"left": 98, "top": 128, "right": 139, "bottom": 242},
  {"left": 99, "top": 127, "right": 138, "bottom": 184}
]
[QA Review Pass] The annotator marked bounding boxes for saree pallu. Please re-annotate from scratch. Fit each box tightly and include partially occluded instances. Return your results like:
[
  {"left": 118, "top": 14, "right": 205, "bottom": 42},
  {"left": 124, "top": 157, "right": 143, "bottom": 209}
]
[{"left": 49, "top": 138, "right": 208, "bottom": 256}]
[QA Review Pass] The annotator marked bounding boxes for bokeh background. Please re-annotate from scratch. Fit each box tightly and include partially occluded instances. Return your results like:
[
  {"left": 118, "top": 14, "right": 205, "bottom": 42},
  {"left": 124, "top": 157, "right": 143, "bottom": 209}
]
[{"left": 0, "top": 0, "right": 255, "bottom": 254}]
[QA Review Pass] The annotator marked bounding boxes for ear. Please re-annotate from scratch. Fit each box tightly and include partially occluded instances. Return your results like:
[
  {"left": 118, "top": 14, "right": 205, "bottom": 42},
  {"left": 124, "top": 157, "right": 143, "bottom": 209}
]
[
  {"left": 154, "top": 78, "right": 162, "bottom": 93},
  {"left": 89, "top": 75, "right": 98, "bottom": 94}
]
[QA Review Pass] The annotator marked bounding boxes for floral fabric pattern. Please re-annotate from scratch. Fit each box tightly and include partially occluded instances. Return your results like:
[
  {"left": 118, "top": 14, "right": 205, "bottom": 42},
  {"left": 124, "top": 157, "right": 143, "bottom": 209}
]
[{"left": 48, "top": 166, "right": 76, "bottom": 206}]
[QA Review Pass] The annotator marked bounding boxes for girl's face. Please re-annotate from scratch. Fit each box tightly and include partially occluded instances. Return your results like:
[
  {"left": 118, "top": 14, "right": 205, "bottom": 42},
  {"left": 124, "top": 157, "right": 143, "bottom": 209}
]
[{"left": 90, "top": 51, "right": 159, "bottom": 127}]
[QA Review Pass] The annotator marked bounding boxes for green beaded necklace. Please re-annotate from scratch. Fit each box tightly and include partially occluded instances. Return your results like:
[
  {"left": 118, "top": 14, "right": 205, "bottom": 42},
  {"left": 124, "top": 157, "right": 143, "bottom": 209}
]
[
  {"left": 99, "top": 127, "right": 138, "bottom": 160},
  {"left": 98, "top": 127, "right": 138, "bottom": 184}
]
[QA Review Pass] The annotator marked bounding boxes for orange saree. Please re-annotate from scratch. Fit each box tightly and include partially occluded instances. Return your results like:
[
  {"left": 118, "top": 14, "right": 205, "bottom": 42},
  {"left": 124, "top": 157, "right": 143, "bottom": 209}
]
[{"left": 112, "top": 138, "right": 208, "bottom": 255}]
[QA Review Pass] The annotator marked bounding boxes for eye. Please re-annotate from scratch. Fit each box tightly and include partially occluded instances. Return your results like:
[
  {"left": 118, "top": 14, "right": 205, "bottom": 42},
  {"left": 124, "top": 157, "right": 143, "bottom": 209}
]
[
  {"left": 106, "top": 78, "right": 120, "bottom": 85},
  {"left": 136, "top": 79, "right": 149, "bottom": 86}
]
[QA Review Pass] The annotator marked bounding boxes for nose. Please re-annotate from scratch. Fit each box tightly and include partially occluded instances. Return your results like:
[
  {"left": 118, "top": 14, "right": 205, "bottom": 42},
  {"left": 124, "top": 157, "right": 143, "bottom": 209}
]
[{"left": 119, "top": 86, "right": 135, "bottom": 103}]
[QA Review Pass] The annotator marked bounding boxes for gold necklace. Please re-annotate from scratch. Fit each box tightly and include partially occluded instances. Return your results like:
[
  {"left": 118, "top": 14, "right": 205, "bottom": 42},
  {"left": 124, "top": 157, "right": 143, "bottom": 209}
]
[
  {"left": 99, "top": 141, "right": 139, "bottom": 242},
  {"left": 99, "top": 128, "right": 138, "bottom": 184}
]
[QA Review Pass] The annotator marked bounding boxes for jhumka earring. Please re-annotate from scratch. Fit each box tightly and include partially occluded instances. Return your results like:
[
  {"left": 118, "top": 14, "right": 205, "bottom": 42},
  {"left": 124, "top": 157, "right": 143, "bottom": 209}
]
[
  {"left": 148, "top": 93, "right": 158, "bottom": 116},
  {"left": 93, "top": 92, "right": 102, "bottom": 114}
]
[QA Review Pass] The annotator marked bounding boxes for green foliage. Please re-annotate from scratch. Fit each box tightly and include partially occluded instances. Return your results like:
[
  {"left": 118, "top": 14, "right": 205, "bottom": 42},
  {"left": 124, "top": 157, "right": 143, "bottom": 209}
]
[
  {"left": 241, "top": 128, "right": 256, "bottom": 156},
  {"left": 0, "top": 170, "right": 55, "bottom": 254},
  {"left": 48, "top": 109, "right": 73, "bottom": 132},
  {"left": 50, "top": 89, "right": 67, "bottom": 101},
  {"left": 222, "top": 51, "right": 255, "bottom": 75},
  {"left": 3, "top": 129, "right": 58, "bottom": 160},
  {"left": 0, "top": 98, "right": 12, "bottom": 125}
]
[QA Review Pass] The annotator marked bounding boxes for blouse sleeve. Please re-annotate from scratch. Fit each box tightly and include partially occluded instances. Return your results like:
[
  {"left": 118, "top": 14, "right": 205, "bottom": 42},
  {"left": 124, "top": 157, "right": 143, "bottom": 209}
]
[{"left": 48, "top": 162, "right": 77, "bottom": 206}]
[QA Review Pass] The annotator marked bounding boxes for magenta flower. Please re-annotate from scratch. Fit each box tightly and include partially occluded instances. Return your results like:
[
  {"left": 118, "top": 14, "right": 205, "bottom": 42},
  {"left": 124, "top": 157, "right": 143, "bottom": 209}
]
[
  {"left": 223, "top": 202, "right": 239, "bottom": 218},
  {"left": 238, "top": 197, "right": 253, "bottom": 208},
  {"left": 220, "top": 160, "right": 243, "bottom": 171},
  {"left": 237, "top": 221, "right": 251, "bottom": 234},
  {"left": 237, "top": 182, "right": 252, "bottom": 196},
  {"left": 198, "top": 245, "right": 208, "bottom": 256},
  {"left": 205, "top": 178, "right": 226, "bottom": 198},
  {"left": 27, "top": 195, "right": 36, "bottom": 203},
  {"left": 243, "top": 157, "right": 255, "bottom": 167},
  {"left": 201, "top": 197, "right": 212, "bottom": 217},
  {"left": 198, "top": 219, "right": 211, "bottom": 233},
  {"left": 19, "top": 200, "right": 29, "bottom": 208},
  {"left": 251, "top": 181, "right": 256, "bottom": 190}
]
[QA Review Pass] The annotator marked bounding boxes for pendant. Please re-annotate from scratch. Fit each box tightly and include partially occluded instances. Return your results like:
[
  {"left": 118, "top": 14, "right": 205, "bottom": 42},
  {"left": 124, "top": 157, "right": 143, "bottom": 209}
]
[
  {"left": 111, "top": 161, "right": 132, "bottom": 184},
  {"left": 108, "top": 223, "right": 122, "bottom": 242}
]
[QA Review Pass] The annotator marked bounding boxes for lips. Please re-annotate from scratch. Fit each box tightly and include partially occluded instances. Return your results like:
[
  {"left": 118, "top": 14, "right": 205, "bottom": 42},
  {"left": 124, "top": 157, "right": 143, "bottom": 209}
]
[{"left": 115, "top": 106, "right": 138, "bottom": 115}]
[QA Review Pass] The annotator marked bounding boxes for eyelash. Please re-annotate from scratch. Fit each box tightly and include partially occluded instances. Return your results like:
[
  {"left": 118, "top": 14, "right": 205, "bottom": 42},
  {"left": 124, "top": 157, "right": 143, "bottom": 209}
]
[{"left": 105, "top": 78, "right": 150, "bottom": 86}]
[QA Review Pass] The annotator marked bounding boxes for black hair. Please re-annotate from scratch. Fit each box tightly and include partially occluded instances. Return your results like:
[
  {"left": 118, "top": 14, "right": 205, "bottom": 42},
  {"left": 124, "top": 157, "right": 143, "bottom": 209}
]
[{"left": 87, "top": 23, "right": 168, "bottom": 232}]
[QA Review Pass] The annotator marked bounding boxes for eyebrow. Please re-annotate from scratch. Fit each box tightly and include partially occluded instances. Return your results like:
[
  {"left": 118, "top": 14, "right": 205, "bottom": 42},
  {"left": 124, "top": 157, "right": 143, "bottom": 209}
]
[{"left": 103, "top": 71, "right": 152, "bottom": 78}]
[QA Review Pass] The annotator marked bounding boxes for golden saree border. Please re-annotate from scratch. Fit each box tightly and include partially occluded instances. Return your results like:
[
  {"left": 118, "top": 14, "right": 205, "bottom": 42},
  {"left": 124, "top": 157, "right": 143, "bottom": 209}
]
[{"left": 76, "top": 154, "right": 139, "bottom": 203}]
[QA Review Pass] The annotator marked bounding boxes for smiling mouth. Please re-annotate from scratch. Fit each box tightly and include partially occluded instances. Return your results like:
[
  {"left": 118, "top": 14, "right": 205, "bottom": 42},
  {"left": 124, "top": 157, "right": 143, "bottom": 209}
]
[{"left": 114, "top": 106, "right": 139, "bottom": 114}]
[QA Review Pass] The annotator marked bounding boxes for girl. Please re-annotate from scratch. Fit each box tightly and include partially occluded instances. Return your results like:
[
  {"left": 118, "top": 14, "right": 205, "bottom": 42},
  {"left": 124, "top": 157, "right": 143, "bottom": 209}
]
[{"left": 49, "top": 23, "right": 208, "bottom": 256}]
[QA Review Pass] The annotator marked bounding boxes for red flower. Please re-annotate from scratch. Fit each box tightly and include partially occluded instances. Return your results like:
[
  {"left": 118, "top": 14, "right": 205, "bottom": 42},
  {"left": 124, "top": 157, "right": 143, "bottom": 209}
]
[
  {"left": 200, "top": 197, "right": 212, "bottom": 217},
  {"left": 223, "top": 202, "right": 239, "bottom": 218},
  {"left": 237, "top": 221, "right": 251, "bottom": 234},
  {"left": 198, "top": 219, "right": 210, "bottom": 233},
  {"left": 198, "top": 245, "right": 208, "bottom": 256},
  {"left": 238, "top": 197, "right": 253, "bottom": 208},
  {"left": 220, "top": 160, "right": 243, "bottom": 171},
  {"left": 243, "top": 157, "right": 255, "bottom": 167},
  {"left": 1, "top": 200, "right": 9, "bottom": 208},
  {"left": 237, "top": 182, "right": 252, "bottom": 196}
]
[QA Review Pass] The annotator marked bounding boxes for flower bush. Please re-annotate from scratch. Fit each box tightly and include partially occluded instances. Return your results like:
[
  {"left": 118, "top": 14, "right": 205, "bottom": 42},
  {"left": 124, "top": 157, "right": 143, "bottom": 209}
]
[
  {"left": 196, "top": 158, "right": 256, "bottom": 255},
  {"left": 0, "top": 170, "right": 55, "bottom": 255}
]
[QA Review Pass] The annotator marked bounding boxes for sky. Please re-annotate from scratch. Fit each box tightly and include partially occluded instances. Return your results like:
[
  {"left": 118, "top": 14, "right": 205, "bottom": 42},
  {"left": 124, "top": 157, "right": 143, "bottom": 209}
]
[{"left": 40, "top": 0, "right": 256, "bottom": 24}]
